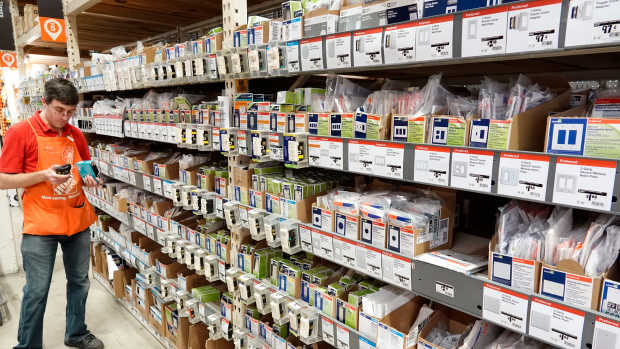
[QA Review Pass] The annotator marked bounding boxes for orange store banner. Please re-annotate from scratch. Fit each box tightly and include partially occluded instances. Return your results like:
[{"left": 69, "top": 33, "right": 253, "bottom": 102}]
[
  {"left": 40, "top": 17, "right": 67, "bottom": 43},
  {"left": 0, "top": 52, "right": 17, "bottom": 68}
]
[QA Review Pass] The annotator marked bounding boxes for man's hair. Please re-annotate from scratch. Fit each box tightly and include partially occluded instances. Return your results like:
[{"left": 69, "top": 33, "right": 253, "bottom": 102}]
[{"left": 44, "top": 78, "right": 79, "bottom": 106}]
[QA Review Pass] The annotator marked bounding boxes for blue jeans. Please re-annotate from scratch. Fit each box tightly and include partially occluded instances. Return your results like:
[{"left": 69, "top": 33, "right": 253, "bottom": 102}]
[{"left": 15, "top": 229, "right": 91, "bottom": 349}]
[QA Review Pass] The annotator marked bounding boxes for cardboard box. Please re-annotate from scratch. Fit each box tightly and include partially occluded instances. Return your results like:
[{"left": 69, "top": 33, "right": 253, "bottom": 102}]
[
  {"left": 136, "top": 156, "right": 169, "bottom": 175},
  {"left": 386, "top": 0, "right": 418, "bottom": 24},
  {"left": 157, "top": 260, "right": 188, "bottom": 279},
  {"left": 488, "top": 234, "right": 541, "bottom": 294},
  {"left": 377, "top": 297, "right": 430, "bottom": 349},
  {"left": 539, "top": 260, "right": 604, "bottom": 310},
  {"left": 136, "top": 282, "right": 154, "bottom": 318},
  {"left": 304, "top": 8, "right": 340, "bottom": 38},
  {"left": 361, "top": 0, "right": 388, "bottom": 29},
  {"left": 418, "top": 307, "right": 477, "bottom": 349},
  {"left": 176, "top": 315, "right": 191, "bottom": 349},
  {"left": 188, "top": 323, "right": 209, "bottom": 349},
  {"left": 249, "top": 21, "right": 272, "bottom": 45},
  {"left": 601, "top": 270, "right": 620, "bottom": 320},
  {"left": 339, "top": 2, "right": 363, "bottom": 32},
  {"left": 354, "top": 112, "right": 391, "bottom": 140},
  {"left": 470, "top": 90, "right": 570, "bottom": 151},
  {"left": 113, "top": 268, "right": 137, "bottom": 299},
  {"left": 154, "top": 160, "right": 180, "bottom": 180},
  {"left": 428, "top": 116, "right": 469, "bottom": 146}
]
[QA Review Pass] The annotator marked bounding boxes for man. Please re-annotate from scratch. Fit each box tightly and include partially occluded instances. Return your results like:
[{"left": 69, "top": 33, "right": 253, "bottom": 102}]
[{"left": 0, "top": 78, "right": 104, "bottom": 349}]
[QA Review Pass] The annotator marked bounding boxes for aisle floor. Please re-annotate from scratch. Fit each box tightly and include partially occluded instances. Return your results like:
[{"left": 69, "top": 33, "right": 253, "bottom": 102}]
[{"left": 0, "top": 254, "right": 161, "bottom": 349}]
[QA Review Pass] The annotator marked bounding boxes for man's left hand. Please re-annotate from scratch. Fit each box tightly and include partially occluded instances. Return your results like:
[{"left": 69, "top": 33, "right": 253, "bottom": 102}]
[{"left": 83, "top": 175, "right": 103, "bottom": 188}]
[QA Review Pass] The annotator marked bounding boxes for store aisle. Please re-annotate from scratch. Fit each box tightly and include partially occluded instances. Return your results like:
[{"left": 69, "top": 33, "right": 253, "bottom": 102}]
[{"left": 0, "top": 254, "right": 161, "bottom": 349}]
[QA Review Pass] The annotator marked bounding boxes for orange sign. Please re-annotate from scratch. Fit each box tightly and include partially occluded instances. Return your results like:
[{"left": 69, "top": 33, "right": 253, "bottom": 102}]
[
  {"left": 0, "top": 51, "right": 17, "bottom": 68},
  {"left": 40, "top": 17, "right": 67, "bottom": 43}
]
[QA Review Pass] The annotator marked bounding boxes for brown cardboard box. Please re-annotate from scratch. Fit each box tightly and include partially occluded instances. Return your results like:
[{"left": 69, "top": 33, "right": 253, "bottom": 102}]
[
  {"left": 418, "top": 307, "right": 477, "bottom": 349},
  {"left": 150, "top": 250, "right": 173, "bottom": 267},
  {"left": 377, "top": 297, "right": 430, "bottom": 349},
  {"left": 157, "top": 260, "right": 188, "bottom": 279},
  {"left": 205, "top": 338, "right": 234, "bottom": 349},
  {"left": 176, "top": 316, "right": 191, "bottom": 349},
  {"left": 233, "top": 165, "right": 253, "bottom": 188},
  {"left": 469, "top": 89, "right": 570, "bottom": 151},
  {"left": 539, "top": 260, "right": 604, "bottom": 310},
  {"left": 139, "top": 237, "right": 159, "bottom": 253},
  {"left": 136, "top": 156, "right": 169, "bottom": 175},
  {"left": 188, "top": 323, "right": 210, "bottom": 349},
  {"left": 155, "top": 161, "right": 180, "bottom": 180},
  {"left": 178, "top": 274, "right": 209, "bottom": 294},
  {"left": 113, "top": 268, "right": 138, "bottom": 299},
  {"left": 136, "top": 283, "right": 154, "bottom": 319},
  {"left": 114, "top": 195, "right": 129, "bottom": 213},
  {"left": 487, "top": 234, "right": 542, "bottom": 294},
  {"left": 152, "top": 199, "right": 173, "bottom": 216},
  {"left": 182, "top": 164, "right": 208, "bottom": 186},
  {"left": 149, "top": 302, "right": 168, "bottom": 337}
]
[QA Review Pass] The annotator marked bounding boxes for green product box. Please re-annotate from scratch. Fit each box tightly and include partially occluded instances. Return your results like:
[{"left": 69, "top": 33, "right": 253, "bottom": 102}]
[
  {"left": 214, "top": 169, "right": 229, "bottom": 178},
  {"left": 286, "top": 264, "right": 302, "bottom": 298},
  {"left": 252, "top": 249, "right": 272, "bottom": 279},
  {"left": 277, "top": 91, "right": 297, "bottom": 105},
  {"left": 246, "top": 306, "right": 260, "bottom": 319},
  {"left": 318, "top": 113, "right": 330, "bottom": 136},
  {"left": 273, "top": 323, "right": 289, "bottom": 338},
  {"left": 430, "top": 116, "right": 468, "bottom": 146},
  {"left": 164, "top": 303, "right": 178, "bottom": 326},
  {"left": 328, "top": 282, "right": 346, "bottom": 298},
  {"left": 192, "top": 285, "right": 221, "bottom": 303},
  {"left": 359, "top": 280, "right": 383, "bottom": 292},
  {"left": 254, "top": 166, "right": 284, "bottom": 176},
  {"left": 487, "top": 120, "right": 511, "bottom": 150},
  {"left": 345, "top": 289, "right": 374, "bottom": 329},
  {"left": 279, "top": 104, "right": 295, "bottom": 113},
  {"left": 270, "top": 258, "right": 283, "bottom": 286},
  {"left": 341, "top": 113, "right": 354, "bottom": 139},
  {"left": 318, "top": 288, "right": 336, "bottom": 317}
]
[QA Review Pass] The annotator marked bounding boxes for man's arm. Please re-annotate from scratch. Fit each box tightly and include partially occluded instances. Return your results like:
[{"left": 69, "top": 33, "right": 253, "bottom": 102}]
[{"left": 0, "top": 166, "right": 71, "bottom": 190}]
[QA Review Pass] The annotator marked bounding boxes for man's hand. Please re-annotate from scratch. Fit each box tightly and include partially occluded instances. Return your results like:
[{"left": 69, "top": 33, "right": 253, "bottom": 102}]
[
  {"left": 83, "top": 175, "right": 102, "bottom": 188},
  {"left": 45, "top": 165, "right": 71, "bottom": 185}
]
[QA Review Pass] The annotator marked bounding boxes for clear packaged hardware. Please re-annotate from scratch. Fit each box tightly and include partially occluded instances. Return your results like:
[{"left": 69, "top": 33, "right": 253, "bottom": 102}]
[
  {"left": 207, "top": 313, "right": 222, "bottom": 339},
  {"left": 270, "top": 291, "right": 291, "bottom": 325},
  {"left": 204, "top": 254, "right": 220, "bottom": 282},
  {"left": 255, "top": 283, "right": 273, "bottom": 314},
  {"left": 249, "top": 209, "right": 268, "bottom": 240},
  {"left": 226, "top": 267, "right": 243, "bottom": 293},
  {"left": 265, "top": 214, "right": 283, "bottom": 247},
  {"left": 239, "top": 273, "right": 256, "bottom": 303},
  {"left": 280, "top": 219, "right": 301, "bottom": 254}
]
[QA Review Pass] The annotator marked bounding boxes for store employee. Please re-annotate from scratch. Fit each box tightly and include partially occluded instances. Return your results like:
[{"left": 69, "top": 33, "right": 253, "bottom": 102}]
[{"left": 0, "top": 78, "right": 104, "bottom": 349}]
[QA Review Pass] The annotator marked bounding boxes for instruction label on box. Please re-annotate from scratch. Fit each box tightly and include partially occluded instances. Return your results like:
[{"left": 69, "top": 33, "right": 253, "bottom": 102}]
[
  {"left": 492, "top": 253, "right": 537, "bottom": 293},
  {"left": 529, "top": 297, "right": 584, "bottom": 349},
  {"left": 301, "top": 37, "right": 325, "bottom": 71},
  {"left": 462, "top": 6, "right": 508, "bottom": 57},
  {"left": 414, "top": 145, "right": 450, "bottom": 186},
  {"left": 299, "top": 225, "right": 313, "bottom": 252},
  {"left": 565, "top": 0, "right": 620, "bottom": 47},
  {"left": 353, "top": 28, "right": 383, "bottom": 67},
  {"left": 416, "top": 15, "right": 454, "bottom": 61},
  {"left": 483, "top": 283, "right": 528, "bottom": 333},
  {"left": 450, "top": 148, "right": 493, "bottom": 192},
  {"left": 552, "top": 157, "right": 616, "bottom": 211},
  {"left": 326, "top": 33, "right": 352, "bottom": 69},
  {"left": 286, "top": 41, "right": 301, "bottom": 72},
  {"left": 152, "top": 177, "right": 163, "bottom": 195},
  {"left": 506, "top": 0, "right": 562, "bottom": 53},
  {"left": 594, "top": 316, "right": 620, "bottom": 348},
  {"left": 308, "top": 137, "right": 344, "bottom": 170},
  {"left": 382, "top": 251, "right": 412, "bottom": 289},
  {"left": 498, "top": 153, "right": 549, "bottom": 201},
  {"left": 383, "top": 22, "right": 417, "bottom": 64},
  {"left": 540, "top": 266, "right": 595, "bottom": 309}
]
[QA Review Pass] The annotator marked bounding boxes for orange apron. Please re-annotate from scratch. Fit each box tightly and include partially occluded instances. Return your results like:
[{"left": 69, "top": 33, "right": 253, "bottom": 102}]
[{"left": 22, "top": 118, "right": 97, "bottom": 236}]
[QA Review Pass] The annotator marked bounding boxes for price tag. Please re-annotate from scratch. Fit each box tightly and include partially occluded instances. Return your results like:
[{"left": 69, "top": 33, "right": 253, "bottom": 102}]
[
  {"left": 593, "top": 316, "right": 620, "bottom": 349},
  {"left": 506, "top": 0, "right": 562, "bottom": 53},
  {"left": 529, "top": 297, "right": 584, "bottom": 349},
  {"left": 461, "top": 7, "right": 508, "bottom": 57},
  {"left": 436, "top": 281, "right": 454, "bottom": 298},
  {"left": 360, "top": 244, "right": 383, "bottom": 279},
  {"left": 300, "top": 37, "right": 324, "bottom": 71},
  {"left": 450, "top": 148, "right": 493, "bottom": 192},
  {"left": 152, "top": 178, "right": 163, "bottom": 195},
  {"left": 308, "top": 137, "right": 344, "bottom": 170},
  {"left": 142, "top": 175, "right": 152, "bottom": 191},
  {"left": 482, "top": 283, "right": 528, "bottom": 333},
  {"left": 299, "top": 225, "right": 313, "bottom": 253},
  {"left": 128, "top": 170, "right": 137, "bottom": 185},
  {"left": 286, "top": 41, "right": 300, "bottom": 73},
  {"left": 552, "top": 157, "right": 616, "bottom": 211},
  {"left": 336, "top": 324, "right": 350, "bottom": 349},
  {"left": 326, "top": 33, "right": 352, "bottom": 69},
  {"left": 317, "top": 230, "right": 334, "bottom": 260},
  {"left": 381, "top": 251, "right": 412, "bottom": 289},
  {"left": 375, "top": 141, "right": 405, "bottom": 179},
  {"left": 415, "top": 15, "right": 454, "bottom": 61},
  {"left": 414, "top": 145, "right": 450, "bottom": 185},
  {"left": 322, "top": 316, "right": 335, "bottom": 345},
  {"left": 383, "top": 22, "right": 417, "bottom": 64},
  {"left": 353, "top": 28, "right": 383, "bottom": 67},
  {"left": 497, "top": 153, "right": 549, "bottom": 201},
  {"left": 349, "top": 140, "right": 376, "bottom": 175},
  {"left": 333, "top": 235, "right": 357, "bottom": 269}
]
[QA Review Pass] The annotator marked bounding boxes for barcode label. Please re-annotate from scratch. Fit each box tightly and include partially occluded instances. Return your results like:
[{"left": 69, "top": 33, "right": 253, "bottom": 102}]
[{"left": 531, "top": 311, "right": 551, "bottom": 332}]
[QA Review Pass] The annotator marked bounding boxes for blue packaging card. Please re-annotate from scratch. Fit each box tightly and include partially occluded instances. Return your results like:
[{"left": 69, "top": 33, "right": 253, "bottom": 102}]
[{"left": 546, "top": 117, "right": 587, "bottom": 156}]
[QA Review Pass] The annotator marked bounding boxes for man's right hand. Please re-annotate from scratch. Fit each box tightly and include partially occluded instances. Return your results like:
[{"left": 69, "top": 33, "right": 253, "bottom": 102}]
[{"left": 45, "top": 165, "right": 71, "bottom": 185}]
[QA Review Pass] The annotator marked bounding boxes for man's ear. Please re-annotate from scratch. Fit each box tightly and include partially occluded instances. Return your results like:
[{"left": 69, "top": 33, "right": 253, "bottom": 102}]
[{"left": 40, "top": 97, "right": 46, "bottom": 107}]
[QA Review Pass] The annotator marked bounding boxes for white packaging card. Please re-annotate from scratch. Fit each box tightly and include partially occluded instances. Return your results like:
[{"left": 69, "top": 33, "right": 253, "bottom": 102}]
[
  {"left": 322, "top": 316, "right": 335, "bottom": 346},
  {"left": 300, "top": 37, "right": 324, "bottom": 71},
  {"left": 506, "top": 0, "right": 562, "bottom": 53},
  {"left": 333, "top": 235, "right": 358, "bottom": 269},
  {"left": 308, "top": 137, "right": 344, "bottom": 170},
  {"left": 593, "top": 316, "right": 620, "bottom": 349},
  {"left": 299, "top": 225, "right": 313, "bottom": 252},
  {"left": 451, "top": 148, "right": 493, "bottom": 192},
  {"left": 353, "top": 28, "right": 383, "bottom": 67},
  {"left": 565, "top": 0, "right": 620, "bottom": 47},
  {"left": 416, "top": 15, "right": 454, "bottom": 61},
  {"left": 152, "top": 177, "right": 163, "bottom": 195},
  {"left": 336, "top": 324, "right": 350, "bottom": 349},
  {"left": 383, "top": 22, "right": 417, "bottom": 64},
  {"left": 267, "top": 45, "right": 281, "bottom": 72},
  {"left": 195, "top": 58, "right": 204, "bottom": 76},
  {"left": 498, "top": 153, "right": 549, "bottom": 201},
  {"left": 326, "top": 33, "right": 352, "bottom": 69},
  {"left": 216, "top": 55, "right": 227, "bottom": 75},
  {"left": 414, "top": 145, "right": 450, "bottom": 185},
  {"left": 462, "top": 6, "right": 509, "bottom": 57},
  {"left": 552, "top": 157, "right": 616, "bottom": 211},
  {"left": 359, "top": 244, "right": 383, "bottom": 279},
  {"left": 312, "top": 228, "right": 324, "bottom": 258},
  {"left": 381, "top": 251, "right": 412, "bottom": 289},
  {"left": 529, "top": 297, "right": 584, "bottom": 349},
  {"left": 286, "top": 41, "right": 301, "bottom": 73},
  {"left": 482, "top": 283, "right": 528, "bottom": 334}
]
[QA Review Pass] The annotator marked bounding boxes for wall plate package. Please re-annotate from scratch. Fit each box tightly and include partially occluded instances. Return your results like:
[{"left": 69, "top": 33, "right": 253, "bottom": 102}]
[
  {"left": 280, "top": 219, "right": 301, "bottom": 254},
  {"left": 226, "top": 267, "right": 243, "bottom": 294},
  {"left": 204, "top": 254, "right": 220, "bottom": 282},
  {"left": 265, "top": 214, "right": 284, "bottom": 247},
  {"left": 287, "top": 300, "right": 306, "bottom": 336},
  {"left": 207, "top": 313, "right": 222, "bottom": 339},
  {"left": 270, "top": 291, "right": 291, "bottom": 325},
  {"left": 186, "top": 298, "right": 201, "bottom": 324},
  {"left": 201, "top": 192, "right": 217, "bottom": 215},
  {"left": 268, "top": 133, "right": 284, "bottom": 161},
  {"left": 391, "top": 115, "right": 428, "bottom": 143},
  {"left": 386, "top": 208, "right": 429, "bottom": 258},
  {"left": 429, "top": 116, "right": 469, "bottom": 146},
  {"left": 239, "top": 273, "right": 256, "bottom": 303},
  {"left": 224, "top": 202, "right": 240, "bottom": 229},
  {"left": 184, "top": 245, "right": 199, "bottom": 270},
  {"left": 162, "top": 234, "right": 180, "bottom": 256},
  {"left": 299, "top": 307, "right": 321, "bottom": 343},
  {"left": 175, "top": 290, "right": 191, "bottom": 316},
  {"left": 267, "top": 44, "right": 288, "bottom": 76},
  {"left": 251, "top": 131, "right": 270, "bottom": 161},
  {"left": 283, "top": 134, "right": 308, "bottom": 168},
  {"left": 233, "top": 328, "right": 247, "bottom": 349},
  {"left": 194, "top": 249, "right": 208, "bottom": 274},
  {"left": 249, "top": 209, "right": 268, "bottom": 240},
  {"left": 175, "top": 240, "right": 189, "bottom": 261}
]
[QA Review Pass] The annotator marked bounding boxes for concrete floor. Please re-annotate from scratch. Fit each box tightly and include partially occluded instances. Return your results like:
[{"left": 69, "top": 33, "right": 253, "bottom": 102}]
[{"left": 0, "top": 255, "right": 161, "bottom": 349}]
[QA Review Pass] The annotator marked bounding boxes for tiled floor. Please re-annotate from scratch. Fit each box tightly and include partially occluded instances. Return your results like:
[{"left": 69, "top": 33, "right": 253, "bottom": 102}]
[{"left": 0, "top": 255, "right": 161, "bottom": 349}]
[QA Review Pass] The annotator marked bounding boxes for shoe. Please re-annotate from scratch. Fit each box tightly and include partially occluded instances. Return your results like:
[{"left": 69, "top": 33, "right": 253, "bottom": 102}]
[{"left": 64, "top": 333, "right": 104, "bottom": 349}]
